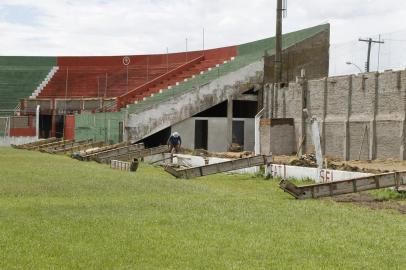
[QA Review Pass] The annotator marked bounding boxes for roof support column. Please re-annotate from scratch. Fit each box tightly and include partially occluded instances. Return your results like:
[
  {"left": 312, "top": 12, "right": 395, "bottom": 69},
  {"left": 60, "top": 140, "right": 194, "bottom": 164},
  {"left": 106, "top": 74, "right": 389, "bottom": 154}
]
[{"left": 227, "top": 97, "right": 233, "bottom": 150}]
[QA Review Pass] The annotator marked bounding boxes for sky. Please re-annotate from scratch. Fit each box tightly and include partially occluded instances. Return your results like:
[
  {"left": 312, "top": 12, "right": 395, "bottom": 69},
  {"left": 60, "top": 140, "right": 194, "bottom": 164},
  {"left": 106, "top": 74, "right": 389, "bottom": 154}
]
[{"left": 0, "top": 0, "right": 406, "bottom": 74}]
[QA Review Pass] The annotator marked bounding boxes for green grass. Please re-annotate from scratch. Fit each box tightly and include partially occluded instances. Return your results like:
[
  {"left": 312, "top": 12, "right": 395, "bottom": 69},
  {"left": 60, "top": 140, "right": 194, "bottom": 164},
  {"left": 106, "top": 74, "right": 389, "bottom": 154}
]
[
  {"left": 369, "top": 188, "right": 406, "bottom": 201},
  {"left": 0, "top": 147, "right": 405, "bottom": 270}
]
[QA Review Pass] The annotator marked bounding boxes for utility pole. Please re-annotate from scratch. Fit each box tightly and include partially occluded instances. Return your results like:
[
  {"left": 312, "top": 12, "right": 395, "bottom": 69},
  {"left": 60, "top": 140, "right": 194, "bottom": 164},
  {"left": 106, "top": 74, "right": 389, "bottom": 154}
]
[
  {"left": 358, "top": 38, "right": 384, "bottom": 72},
  {"left": 274, "top": 0, "right": 283, "bottom": 84},
  {"left": 270, "top": 0, "right": 286, "bottom": 119}
]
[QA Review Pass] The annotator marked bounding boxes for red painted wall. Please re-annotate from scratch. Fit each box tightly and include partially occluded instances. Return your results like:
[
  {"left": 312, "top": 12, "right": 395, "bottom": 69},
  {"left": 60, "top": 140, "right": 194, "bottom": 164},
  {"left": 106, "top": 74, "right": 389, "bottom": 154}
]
[
  {"left": 64, "top": 115, "right": 75, "bottom": 140},
  {"left": 57, "top": 46, "right": 237, "bottom": 67},
  {"left": 9, "top": 128, "right": 36, "bottom": 137}
]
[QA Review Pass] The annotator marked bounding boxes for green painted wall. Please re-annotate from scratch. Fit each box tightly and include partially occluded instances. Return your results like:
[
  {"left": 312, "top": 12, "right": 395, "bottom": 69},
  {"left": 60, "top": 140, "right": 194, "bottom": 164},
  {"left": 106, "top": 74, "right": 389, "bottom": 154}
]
[
  {"left": 0, "top": 56, "right": 56, "bottom": 66},
  {"left": 0, "top": 56, "right": 57, "bottom": 114},
  {"left": 75, "top": 111, "right": 125, "bottom": 144}
]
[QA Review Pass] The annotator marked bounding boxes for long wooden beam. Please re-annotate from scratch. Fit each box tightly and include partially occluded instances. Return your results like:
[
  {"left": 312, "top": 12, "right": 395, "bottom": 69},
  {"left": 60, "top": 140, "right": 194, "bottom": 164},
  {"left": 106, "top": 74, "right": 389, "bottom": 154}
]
[
  {"left": 165, "top": 155, "right": 272, "bottom": 179},
  {"left": 32, "top": 139, "right": 74, "bottom": 151},
  {"left": 12, "top": 138, "right": 59, "bottom": 149},
  {"left": 96, "top": 145, "right": 168, "bottom": 164},
  {"left": 42, "top": 139, "right": 93, "bottom": 153},
  {"left": 75, "top": 142, "right": 129, "bottom": 160},
  {"left": 52, "top": 141, "right": 105, "bottom": 154},
  {"left": 279, "top": 171, "right": 406, "bottom": 199},
  {"left": 90, "top": 143, "right": 146, "bottom": 162}
]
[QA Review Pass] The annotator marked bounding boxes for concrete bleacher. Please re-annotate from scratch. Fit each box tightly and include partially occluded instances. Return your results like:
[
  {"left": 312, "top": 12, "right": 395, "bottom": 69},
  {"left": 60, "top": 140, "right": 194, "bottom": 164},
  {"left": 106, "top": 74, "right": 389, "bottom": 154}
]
[
  {"left": 116, "top": 54, "right": 235, "bottom": 107},
  {"left": 37, "top": 49, "right": 235, "bottom": 107},
  {"left": 0, "top": 56, "right": 56, "bottom": 115},
  {"left": 38, "top": 64, "right": 181, "bottom": 98},
  {"left": 126, "top": 24, "right": 329, "bottom": 115}
]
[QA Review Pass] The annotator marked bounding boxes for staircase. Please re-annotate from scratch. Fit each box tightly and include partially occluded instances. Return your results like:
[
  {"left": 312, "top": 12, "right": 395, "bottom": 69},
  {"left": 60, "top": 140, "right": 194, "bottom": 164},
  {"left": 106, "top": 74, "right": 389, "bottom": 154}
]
[
  {"left": 30, "top": 66, "right": 59, "bottom": 98},
  {"left": 117, "top": 55, "right": 203, "bottom": 107},
  {"left": 125, "top": 57, "right": 263, "bottom": 142}
]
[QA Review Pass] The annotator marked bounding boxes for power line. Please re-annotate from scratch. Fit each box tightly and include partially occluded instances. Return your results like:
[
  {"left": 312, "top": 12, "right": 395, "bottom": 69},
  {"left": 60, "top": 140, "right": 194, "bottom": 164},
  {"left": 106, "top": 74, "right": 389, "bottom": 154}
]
[
  {"left": 383, "top": 38, "right": 406, "bottom": 42},
  {"left": 358, "top": 38, "right": 384, "bottom": 72}
]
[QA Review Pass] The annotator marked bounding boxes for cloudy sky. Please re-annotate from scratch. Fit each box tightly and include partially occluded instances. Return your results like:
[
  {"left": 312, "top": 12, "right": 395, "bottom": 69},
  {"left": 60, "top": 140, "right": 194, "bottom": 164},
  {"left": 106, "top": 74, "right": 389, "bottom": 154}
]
[{"left": 0, "top": 0, "right": 405, "bottom": 73}]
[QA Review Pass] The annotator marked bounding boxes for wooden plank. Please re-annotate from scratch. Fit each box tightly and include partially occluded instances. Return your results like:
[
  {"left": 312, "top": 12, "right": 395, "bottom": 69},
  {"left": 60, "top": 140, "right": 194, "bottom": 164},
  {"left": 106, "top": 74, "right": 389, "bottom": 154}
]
[
  {"left": 53, "top": 141, "right": 104, "bottom": 154},
  {"left": 97, "top": 145, "right": 168, "bottom": 164},
  {"left": 82, "top": 142, "right": 135, "bottom": 158},
  {"left": 75, "top": 142, "right": 129, "bottom": 160},
  {"left": 279, "top": 171, "right": 406, "bottom": 199},
  {"left": 12, "top": 138, "right": 59, "bottom": 149},
  {"left": 165, "top": 155, "right": 272, "bottom": 179},
  {"left": 42, "top": 139, "right": 93, "bottom": 153},
  {"left": 33, "top": 139, "right": 74, "bottom": 151},
  {"left": 164, "top": 165, "right": 181, "bottom": 178},
  {"left": 90, "top": 143, "right": 145, "bottom": 161},
  {"left": 24, "top": 138, "right": 60, "bottom": 149}
]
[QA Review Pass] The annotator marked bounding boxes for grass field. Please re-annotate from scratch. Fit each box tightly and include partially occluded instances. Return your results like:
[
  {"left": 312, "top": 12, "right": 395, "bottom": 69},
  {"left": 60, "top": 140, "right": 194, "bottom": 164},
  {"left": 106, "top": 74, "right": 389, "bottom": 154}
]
[{"left": 0, "top": 147, "right": 405, "bottom": 269}]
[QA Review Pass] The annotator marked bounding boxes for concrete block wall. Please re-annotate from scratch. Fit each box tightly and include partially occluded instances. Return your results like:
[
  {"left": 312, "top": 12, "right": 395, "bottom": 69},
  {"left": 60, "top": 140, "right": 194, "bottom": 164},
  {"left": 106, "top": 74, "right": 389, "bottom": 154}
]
[
  {"left": 260, "top": 121, "right": 295, "bottom": 155},
  {"left": 270, "top": 69, "right": 406, "bottom": 160}
]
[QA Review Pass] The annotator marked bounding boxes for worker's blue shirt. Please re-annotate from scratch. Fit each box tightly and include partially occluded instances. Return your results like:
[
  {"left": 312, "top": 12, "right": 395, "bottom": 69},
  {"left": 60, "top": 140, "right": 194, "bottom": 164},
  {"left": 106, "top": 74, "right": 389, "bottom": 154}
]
[{"left": 169, "top": 136, "right": 181, "bottom": 146}]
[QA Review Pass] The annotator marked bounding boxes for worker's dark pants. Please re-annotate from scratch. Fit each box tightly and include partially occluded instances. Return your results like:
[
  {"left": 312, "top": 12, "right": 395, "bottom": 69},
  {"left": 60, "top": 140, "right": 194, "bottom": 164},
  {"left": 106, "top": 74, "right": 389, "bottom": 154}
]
[{"left": 169, "top": 144, "right": 181, "bottom": 154}]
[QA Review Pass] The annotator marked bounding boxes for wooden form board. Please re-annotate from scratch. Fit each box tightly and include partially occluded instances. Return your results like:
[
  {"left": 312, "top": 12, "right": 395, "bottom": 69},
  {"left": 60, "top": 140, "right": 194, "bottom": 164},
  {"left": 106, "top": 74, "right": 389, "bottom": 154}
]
[
  {"left": 51, "top": 141, "right": 105, "bottom": 154},
  {"left": 75, "top": 142, "right": 129, "bottom": 160},
  {"left": 97, "top": 145, "right": 168, "bottom": 164},
  {"left": 165, "top": 155, "right": 272, "bottom": 179},
  {"left": 33, "top": 139, "right": 74, "bottom": 151},
  {"left": 42, "top": 139, "right": 93, "bottom": 153},
  {"left": 91, "top": 143, "right": 146, "bottom": 161},
  {"left": 279, "top": 171, "right": 406, "bottom": 199},
  {"left": 12, "top": 137, "right": 59, "bottom": 149}
]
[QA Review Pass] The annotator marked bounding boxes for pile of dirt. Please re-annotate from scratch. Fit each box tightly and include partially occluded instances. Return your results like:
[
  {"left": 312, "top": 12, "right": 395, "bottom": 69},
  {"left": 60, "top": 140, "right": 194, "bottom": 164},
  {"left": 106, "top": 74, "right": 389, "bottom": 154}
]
[
  {"left": 273, "top": 154, "right": 391, "bottom": 174},
  {"left": 288, "top": 154, "right": 317, "bottom": 167},
  {"left": 326, "top": 160, "right": 368, "bottom": 173},
  {"left": 228, "top": 143, "right": 243, "bottom": 152},
  {"left": 191, "top": 149, "right": 254, "bottom": 159},
  {"left": 327, "top": 160, "right": 387, "bottom": 174},
  {"left": 333, "top": 193, "right": 406, "bottom": 214}
]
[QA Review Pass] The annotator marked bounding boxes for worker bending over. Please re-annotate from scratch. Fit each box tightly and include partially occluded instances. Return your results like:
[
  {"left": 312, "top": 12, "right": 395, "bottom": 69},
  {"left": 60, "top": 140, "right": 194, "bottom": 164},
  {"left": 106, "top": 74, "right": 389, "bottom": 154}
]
[{"left": 167, "top": 132, "right": 182, "bottom": 154}]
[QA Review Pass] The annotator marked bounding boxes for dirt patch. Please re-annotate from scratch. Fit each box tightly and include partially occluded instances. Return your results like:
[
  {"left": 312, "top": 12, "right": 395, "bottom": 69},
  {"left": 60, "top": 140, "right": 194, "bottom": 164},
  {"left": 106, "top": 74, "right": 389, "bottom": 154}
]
[
  {"left": 185, "top": 148, "right": 254, "bottom": 159},
  {"left": 326, "top": 158, "right": 397, "bottom": 174},
  {"left": 273, "top": 155, "right": 406, "bottom": 174},
  {"left": 333, "top": 193, "right": 406, "bottom": 214}
]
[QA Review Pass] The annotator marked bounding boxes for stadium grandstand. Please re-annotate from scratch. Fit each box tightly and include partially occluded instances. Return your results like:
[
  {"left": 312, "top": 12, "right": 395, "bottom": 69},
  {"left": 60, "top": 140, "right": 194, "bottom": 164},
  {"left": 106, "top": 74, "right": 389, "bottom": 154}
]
[{"left": 0, "top": 23, "right": 329, "bottom": 146}]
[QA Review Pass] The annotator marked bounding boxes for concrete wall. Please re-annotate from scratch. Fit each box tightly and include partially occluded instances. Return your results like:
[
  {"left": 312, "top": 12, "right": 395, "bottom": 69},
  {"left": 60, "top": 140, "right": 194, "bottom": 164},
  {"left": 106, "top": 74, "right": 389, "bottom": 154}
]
[
  {"left": 171, "top": 117, "right": 255, "bottom": 152},
  {"left": 268, "top": 69, "right": 406, "bottom": 160},
  {"left": 0, "top": 136, "right": 37, "bottom": 147},
  {"left": 266, "top": 164, "right": 372, "bottom": 183},
  {"left": 263, "top": 27, "right": 330, "bottom": 84},
  {"left": 207, "top": 118, "right": 228, "bottom": 151},
  {"left": 260, "top": 119, "right": 295, "bottom": 155}
]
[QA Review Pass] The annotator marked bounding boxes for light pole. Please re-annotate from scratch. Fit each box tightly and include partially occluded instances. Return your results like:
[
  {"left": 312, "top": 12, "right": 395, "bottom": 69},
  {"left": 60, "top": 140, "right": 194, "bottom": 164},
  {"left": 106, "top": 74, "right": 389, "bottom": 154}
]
[{"left": 346, "top": 61, "right": 363, "bottom": 73}]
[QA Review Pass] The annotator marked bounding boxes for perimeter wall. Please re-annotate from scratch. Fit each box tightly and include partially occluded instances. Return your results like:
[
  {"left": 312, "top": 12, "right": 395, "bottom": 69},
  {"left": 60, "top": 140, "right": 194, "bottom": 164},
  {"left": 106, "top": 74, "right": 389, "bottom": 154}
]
[{"left": 266, "top": 69, "right": 406, "bottom": 160}]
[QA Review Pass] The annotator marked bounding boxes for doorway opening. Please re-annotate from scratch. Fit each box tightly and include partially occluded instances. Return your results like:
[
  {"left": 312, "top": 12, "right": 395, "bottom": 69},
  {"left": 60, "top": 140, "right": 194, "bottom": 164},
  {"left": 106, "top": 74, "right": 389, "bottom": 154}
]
[
  {"left": 54, "top": 115, "right": 65, "bottom": 138},
  {"left": 194, "top": 120, "right": 208, "bottom": 150},
  {"left": 232, "top": 120, "right": 244, "bottom": 150},
  {"left": 39, "top": 115, "right": 52, "bottom": 138}
]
